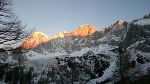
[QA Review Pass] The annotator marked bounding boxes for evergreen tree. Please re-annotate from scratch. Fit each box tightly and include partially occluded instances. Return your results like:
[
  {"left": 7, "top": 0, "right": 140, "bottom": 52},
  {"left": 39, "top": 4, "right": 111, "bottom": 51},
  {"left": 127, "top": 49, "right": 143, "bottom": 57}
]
[{"left": 116, "top": 44, "right": 131, "bottom": 83}]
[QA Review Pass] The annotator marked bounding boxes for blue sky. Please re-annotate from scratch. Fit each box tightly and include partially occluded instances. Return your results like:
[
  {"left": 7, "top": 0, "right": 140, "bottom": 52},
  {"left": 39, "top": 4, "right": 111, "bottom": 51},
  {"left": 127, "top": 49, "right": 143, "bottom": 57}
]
[{"left": 13, "top": 0, "right": 150, "bottom": 35}]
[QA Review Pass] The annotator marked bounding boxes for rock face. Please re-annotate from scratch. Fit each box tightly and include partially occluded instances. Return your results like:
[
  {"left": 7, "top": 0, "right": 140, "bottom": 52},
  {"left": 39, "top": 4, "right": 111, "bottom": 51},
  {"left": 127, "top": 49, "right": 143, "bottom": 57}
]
[
  {"left": 21, "top": 32, "right": 49, "bottom": 49},
  {"left": 21, "top": 31, "right": 67, "bottom": 49},
  {"left": 115, "top": 19, "right": 125, "bottom": 25},
  {"left": 21, "top": 24, "right": 97, "bottom": 49},
  {"left": 65, "top": 24, "right": 98, "bottom": 36},
  {"left": 49, "top": 30, "right": 66, "bottom": 40}
]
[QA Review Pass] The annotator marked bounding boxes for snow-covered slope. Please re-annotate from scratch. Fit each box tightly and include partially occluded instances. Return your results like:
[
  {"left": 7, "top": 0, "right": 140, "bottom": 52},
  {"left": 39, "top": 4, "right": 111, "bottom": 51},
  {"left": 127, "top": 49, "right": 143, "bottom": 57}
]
[{"left": 134, "top": 19, "right": 150, "bottom": 26}]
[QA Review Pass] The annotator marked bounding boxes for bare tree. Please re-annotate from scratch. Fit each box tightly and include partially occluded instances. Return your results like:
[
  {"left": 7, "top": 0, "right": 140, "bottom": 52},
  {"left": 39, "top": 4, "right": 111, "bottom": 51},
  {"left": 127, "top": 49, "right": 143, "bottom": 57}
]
[
  {"left": 0, "top": 0, "right": 30, "bottom": 45},
  {"left": 0, "top": 0, "right": 33, "bottom": 65}
]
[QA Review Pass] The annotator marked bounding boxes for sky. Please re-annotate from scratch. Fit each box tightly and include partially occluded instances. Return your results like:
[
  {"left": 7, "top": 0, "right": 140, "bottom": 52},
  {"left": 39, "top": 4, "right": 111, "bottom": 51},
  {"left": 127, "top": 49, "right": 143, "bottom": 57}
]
[{"left": 13, "top": 0, "right": 150, "bottom": 35}]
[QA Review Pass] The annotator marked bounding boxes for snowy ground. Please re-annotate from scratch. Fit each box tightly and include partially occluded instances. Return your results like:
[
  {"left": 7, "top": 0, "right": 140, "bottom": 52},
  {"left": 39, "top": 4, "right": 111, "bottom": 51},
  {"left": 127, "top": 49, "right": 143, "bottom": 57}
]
[
  {"left": 26, "top": 50, "right": 67, "bottom": 60},
  {"left": 87, "top": 61, "right": 117, "bottom": 84},
  {"left": 134, "top": 18, "right": 150, "bottom": 26},
  {"left": 26, "top": 44, "right": 117, "bottom": 62},
  {"left": 23, "top": 44, "right": 118, "bottom": 84}
]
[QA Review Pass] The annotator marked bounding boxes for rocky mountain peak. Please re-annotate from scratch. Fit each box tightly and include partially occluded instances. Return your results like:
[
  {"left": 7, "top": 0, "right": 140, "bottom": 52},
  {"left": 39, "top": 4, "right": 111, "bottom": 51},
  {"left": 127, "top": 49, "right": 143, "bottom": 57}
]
[
  {"left": 114, "top": 19, "right": 125, "bottom": 25},
  {"left": 21, "top": 32, "right": 49, "bottom": 49},
  {"left": 66, "top": 24, "right": 98, "bottom": 36},
  {"left": 49, "top": 30, "right": 67, "bottom": 39}
]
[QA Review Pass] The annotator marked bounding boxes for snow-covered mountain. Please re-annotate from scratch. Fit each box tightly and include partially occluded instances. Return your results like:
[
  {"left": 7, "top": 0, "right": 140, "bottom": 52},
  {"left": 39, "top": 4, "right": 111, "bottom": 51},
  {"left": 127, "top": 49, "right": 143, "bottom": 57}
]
[
  {"left": 0, "top": 14, "right": 150, "bottom": 84},
  {"left": 31, "top": 19, "right": 128, "bottom": 54}
]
